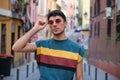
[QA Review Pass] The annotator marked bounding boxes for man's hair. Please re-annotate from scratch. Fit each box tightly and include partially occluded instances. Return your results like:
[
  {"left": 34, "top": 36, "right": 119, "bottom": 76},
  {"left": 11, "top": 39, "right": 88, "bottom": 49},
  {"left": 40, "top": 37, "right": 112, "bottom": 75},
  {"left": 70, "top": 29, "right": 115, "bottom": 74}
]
[{"left": 47, "top": 10, "right": 66, "bottom": 21}]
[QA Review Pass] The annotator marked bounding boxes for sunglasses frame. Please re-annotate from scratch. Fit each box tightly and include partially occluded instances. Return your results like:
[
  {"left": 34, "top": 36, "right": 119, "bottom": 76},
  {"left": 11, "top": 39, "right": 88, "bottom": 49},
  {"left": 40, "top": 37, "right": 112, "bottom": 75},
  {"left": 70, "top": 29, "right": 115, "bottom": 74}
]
[{"left": 48, "top": 19, "right": 61, "bottom": 25}]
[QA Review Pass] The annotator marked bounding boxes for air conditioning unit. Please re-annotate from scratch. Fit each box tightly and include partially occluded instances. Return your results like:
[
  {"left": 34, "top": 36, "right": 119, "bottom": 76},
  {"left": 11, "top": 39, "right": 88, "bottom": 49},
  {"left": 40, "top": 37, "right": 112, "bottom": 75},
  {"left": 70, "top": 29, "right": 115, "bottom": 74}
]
[
  {"left": 105, "top": 7, "right": 112, "bottom": 18},
  {"left": 104, "top": 7, "right": 114, "bottom": 19},
  {"left": 116, "top": 0, "right": 120, "bottom": 11}
]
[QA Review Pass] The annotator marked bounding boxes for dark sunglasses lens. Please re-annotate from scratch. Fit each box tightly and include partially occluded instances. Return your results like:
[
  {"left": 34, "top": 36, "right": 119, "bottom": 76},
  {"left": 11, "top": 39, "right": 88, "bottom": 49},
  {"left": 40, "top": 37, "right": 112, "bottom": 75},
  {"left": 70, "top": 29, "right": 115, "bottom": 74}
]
[
  {"left": 48, "top": 19, "right": 61, "bottom": 25},
  {"left": 55, "top": 19, "right": 61, "bottom": 23},
  {"left": 48, "top": 21, "right": 53, "bottom": 25}
]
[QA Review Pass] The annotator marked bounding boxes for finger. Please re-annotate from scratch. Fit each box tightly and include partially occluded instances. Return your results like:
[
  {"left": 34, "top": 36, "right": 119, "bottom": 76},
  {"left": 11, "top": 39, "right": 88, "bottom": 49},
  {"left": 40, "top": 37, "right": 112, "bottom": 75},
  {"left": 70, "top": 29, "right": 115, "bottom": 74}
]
[{"left": 39, "top": 21, "right": 47, "bottom": 25}]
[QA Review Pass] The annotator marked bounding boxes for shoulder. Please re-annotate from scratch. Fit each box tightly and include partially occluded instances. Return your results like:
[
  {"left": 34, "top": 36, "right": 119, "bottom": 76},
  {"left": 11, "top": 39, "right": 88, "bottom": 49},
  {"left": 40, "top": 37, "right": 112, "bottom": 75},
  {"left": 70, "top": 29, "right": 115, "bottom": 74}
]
[
  {"left": 67, "top": 39, "right": 80, "bottom": 47},
  {"left": 67, "top": 39, "right": 84, "bottom": 57},
  {"left": 35, "top": 39, "right": 53, "bottom": 47}
]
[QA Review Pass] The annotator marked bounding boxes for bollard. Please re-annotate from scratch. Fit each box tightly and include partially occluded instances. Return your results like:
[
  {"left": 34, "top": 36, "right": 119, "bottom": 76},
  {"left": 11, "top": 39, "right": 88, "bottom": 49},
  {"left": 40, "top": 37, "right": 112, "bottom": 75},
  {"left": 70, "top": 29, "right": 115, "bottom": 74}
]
[
  {"left": 26, "top": 64, "right": 29, "bottom": 77},
  {"left": 32, "top": 62, "right": 34, "bottom": 73},
  {"left": 16, "top": 69, "right": 19, "bottom": 80},
  {"left": 95, "top": 68, "right": 97, "bottom": 80},
  {"left": 84, "top": 63, "right": 86, "bottom": 72},
  {"left": 105, "top": 73, "right": 108, "bottom": 80},
  {"left": 88, "top": 65, "right": 90, "bottom": 76},
  {"left": 0, "top": 75, "right": 4, "bottom": 80}
]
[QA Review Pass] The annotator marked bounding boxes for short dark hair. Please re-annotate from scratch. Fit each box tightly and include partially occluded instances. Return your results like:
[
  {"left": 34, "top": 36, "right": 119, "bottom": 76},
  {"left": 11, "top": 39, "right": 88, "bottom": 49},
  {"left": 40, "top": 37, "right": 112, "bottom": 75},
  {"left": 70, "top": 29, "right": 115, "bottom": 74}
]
[{"left": 47, "top": 10, "right": 66, "bottom": 21}]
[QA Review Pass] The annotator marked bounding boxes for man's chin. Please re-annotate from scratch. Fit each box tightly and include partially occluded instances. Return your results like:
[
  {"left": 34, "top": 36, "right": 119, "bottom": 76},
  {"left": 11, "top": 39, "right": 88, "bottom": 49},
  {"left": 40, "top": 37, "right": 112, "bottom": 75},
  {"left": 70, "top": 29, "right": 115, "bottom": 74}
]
[
  {"left": 53, "top": 32, "right": 60, "bottom": 35},
  {"left": 52, "top": 30, "right": 65, "bottom": 35},
  {"left": 53, "top": 32, "right": 62, "bottom": 35}
]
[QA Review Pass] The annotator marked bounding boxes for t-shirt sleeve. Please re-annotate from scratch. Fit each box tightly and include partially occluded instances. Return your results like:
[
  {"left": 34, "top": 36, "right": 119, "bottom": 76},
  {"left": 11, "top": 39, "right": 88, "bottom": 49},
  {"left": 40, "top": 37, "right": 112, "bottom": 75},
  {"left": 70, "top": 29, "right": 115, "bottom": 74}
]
[
  {"left": 35, "top": 40, "right": 42, "bottom": 59},
  {"left": 79, "top": 46, "right": 84, "bottom": 57},
  {"left": 35, "top": 40, "right": 42, "bottom": 47}
]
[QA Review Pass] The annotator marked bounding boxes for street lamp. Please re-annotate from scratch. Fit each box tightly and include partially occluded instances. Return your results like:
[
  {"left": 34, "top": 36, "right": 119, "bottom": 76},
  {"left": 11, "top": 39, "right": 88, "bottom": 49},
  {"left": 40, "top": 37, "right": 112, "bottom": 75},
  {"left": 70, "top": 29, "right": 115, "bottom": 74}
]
[{"left": 84, "top": 12, "right": 88, "bottom": 18}]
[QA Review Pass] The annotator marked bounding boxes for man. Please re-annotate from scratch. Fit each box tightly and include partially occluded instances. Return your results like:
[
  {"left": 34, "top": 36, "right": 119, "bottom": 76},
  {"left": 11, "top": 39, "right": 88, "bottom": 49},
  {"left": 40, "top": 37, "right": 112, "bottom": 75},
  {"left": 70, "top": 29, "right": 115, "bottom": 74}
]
[{"left": 12, "top": 10, "right": 84, "bottom": 80}]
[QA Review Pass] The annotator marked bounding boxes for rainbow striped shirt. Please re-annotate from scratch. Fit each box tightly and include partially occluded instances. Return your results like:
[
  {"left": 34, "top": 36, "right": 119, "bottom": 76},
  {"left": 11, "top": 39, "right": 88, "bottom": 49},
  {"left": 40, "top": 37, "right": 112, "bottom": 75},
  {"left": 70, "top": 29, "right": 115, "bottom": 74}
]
[{"left": 36, "top": 38, "right": 84, "bottom": 80}]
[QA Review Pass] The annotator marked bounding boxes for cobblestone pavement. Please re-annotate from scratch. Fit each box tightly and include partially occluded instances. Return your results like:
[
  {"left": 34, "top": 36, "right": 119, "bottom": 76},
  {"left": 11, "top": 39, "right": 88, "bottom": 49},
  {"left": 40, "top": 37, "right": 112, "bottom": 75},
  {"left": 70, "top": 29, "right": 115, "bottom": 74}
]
[{"left": 3, "top": 59, "right": 91, "bottom": 80}]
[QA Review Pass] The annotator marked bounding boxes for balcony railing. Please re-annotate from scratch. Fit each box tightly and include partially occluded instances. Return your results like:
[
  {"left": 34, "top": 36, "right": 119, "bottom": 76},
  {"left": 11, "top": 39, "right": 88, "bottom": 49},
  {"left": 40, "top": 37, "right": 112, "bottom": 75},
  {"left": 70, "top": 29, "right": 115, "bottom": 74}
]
[
  {"left": 0, "top": 8, "right": 12, "bottom": 17},
  {"left": 11, "top": 1, "right": 29, "bottom": 19}
]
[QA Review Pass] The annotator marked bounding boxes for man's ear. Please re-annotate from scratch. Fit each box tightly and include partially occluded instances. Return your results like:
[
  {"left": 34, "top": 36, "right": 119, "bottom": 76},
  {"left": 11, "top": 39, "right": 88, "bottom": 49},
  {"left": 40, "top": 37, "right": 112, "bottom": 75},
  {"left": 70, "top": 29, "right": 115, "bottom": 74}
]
[{"left": 64, "top": 21, "right": 68, "bottom": 28}]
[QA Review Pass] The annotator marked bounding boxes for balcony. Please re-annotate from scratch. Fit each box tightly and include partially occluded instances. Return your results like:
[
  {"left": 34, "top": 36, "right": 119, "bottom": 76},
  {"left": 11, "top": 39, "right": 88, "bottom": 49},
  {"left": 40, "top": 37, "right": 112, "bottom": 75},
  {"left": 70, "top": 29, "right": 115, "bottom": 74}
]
[
  {"left": 11, "top": 1, "right": 29, "bottom": 19},
  {"left": 0, "top": 8, "right": 12, "bottom": 17}
]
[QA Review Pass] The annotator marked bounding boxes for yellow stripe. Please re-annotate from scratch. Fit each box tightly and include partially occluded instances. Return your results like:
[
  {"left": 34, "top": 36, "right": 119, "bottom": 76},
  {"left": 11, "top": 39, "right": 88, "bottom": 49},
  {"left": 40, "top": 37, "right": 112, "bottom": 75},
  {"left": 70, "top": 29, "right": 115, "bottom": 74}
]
[{"left": 37, "top": 47, "right": 82, "bottom": 62}]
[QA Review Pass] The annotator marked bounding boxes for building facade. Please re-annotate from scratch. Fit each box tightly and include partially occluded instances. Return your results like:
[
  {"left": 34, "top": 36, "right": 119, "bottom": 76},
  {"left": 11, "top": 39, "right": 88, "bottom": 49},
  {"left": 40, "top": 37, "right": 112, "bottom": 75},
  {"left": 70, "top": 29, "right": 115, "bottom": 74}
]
[
  {"left": 89, "top": 0, "right": 120, "bottom": 79},
  {"left": 0, "top": 0, "right": 36, "bottom": 67},
  {"left": 0, "top": 0, "right": 23, "bottom": 67}
]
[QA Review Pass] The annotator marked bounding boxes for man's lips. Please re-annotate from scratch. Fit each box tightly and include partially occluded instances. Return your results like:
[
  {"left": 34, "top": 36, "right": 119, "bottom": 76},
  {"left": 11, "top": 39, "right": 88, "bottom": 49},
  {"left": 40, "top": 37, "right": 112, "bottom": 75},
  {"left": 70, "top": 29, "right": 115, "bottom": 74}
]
[{"left": 53, "top": 28, "right": 59, "bottom": 32}]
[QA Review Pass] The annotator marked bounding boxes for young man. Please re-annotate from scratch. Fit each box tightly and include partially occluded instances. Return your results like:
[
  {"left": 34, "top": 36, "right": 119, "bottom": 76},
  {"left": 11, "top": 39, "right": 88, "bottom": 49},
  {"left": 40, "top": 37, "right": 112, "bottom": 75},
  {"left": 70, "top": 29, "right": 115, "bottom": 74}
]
[{"left": 12, "top": 10, "right": 84, "bottom": 80}]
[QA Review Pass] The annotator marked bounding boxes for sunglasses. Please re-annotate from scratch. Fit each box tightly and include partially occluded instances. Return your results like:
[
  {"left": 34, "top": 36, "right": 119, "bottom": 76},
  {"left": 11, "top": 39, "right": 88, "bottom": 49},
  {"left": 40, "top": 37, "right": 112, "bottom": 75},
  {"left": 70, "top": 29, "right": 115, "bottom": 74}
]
[{"left": 48, "top": 19, "right": 61, "bottom": 25}]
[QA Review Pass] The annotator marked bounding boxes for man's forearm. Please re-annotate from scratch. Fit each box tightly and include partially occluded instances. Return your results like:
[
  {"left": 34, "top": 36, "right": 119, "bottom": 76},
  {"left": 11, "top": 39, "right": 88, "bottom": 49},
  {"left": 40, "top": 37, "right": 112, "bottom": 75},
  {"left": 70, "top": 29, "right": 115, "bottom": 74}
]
[
  {"left": 12, "top": 28, "right": 37, "bottom": 51},
  {"left": 76, "top": 72, "right": 83, "bottom": 80},
  {"left": 76, "top": 60, "right": 83, "bottom": 80},
  {"left": 76, "top": 76, "right": 83, "bottom": 80},
  {"left": 12, "top": 20, "right": 47, "bottom": 52}
]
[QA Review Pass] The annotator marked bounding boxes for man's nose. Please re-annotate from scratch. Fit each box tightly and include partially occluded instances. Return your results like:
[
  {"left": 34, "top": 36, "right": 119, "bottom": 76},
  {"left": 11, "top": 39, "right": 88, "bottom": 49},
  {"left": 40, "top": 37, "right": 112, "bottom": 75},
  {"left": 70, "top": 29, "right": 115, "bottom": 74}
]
[{"left": 53, "top": 21, "right": 57, "bottom": 25}]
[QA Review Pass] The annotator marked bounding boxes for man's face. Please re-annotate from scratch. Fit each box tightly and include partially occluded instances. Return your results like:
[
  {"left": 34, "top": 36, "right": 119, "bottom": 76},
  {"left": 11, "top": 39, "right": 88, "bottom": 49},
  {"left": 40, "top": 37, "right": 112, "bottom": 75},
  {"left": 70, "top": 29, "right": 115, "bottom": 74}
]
[{"left": 48, "top": 16, "right": 67, "bottom": 35}]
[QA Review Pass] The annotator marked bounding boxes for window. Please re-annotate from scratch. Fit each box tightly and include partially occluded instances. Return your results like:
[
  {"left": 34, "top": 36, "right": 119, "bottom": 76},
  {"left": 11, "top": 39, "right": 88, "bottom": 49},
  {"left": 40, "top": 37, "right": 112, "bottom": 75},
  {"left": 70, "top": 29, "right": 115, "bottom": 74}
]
[
  {"left": 97, "top": 0, "right": 100, "bottom": 13},
  {"left": 18, "top": 26, "right": 21, "bottom": 38},
  {"left": 94, "top": 2, "right": 96, "bottom": 16},
  {"left": 11, "top": 33, "right": 15, "bottom": 55},
  {"left": 107, "top": 19, "right": 111, "bottom": 37},
  {"left": 116, "top": 15, "right": 120, "bottom": 40},
  {"left": 94, "top": 22, "right": 100, "bottom": 37},
  {"left": 97, "top": 22, "right": 100, "bottom": 37},
  {"left": 90, "top": 7, "right": 92, "bottom": 17},
  {"left": 94, "top": 0, "right": 101, "bottom": 15},
  {"left": 94, "top": 23, "right": 97, "bottom": 36},
  {"left": 90, "top": 24, "right": 92, "bottom": 38},
  {"left": 11, "top": 24, "right": 15, "bottom": 55},
  {"left": 1, "top": 24, "right": 6, "bottom": 53},
  {"left": 106, "top": 0, "right": 111, "bottom": 7}
]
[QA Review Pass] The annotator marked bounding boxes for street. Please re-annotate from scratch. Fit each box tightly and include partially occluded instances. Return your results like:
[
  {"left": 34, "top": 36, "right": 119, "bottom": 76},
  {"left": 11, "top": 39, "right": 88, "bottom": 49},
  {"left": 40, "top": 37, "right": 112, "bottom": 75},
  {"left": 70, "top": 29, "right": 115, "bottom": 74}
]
[{"left": 3, "top": 59, "right": 91, "bottom": 80}]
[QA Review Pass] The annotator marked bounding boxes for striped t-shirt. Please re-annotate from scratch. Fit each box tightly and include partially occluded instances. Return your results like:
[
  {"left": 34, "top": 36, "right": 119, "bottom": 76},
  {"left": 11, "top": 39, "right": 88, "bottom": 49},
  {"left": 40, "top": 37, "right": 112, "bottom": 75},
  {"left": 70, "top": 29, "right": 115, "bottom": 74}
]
[{"left": 36, "top": 38, "right": 84, "bottom": 80}]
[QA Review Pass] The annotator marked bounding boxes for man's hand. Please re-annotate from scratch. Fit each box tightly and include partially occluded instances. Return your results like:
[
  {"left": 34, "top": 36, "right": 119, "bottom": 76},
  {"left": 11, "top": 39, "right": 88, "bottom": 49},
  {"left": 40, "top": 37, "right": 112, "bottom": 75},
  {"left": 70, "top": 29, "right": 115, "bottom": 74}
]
[{"left": 32, "top": 20, "right": 47, "bottom": 32}]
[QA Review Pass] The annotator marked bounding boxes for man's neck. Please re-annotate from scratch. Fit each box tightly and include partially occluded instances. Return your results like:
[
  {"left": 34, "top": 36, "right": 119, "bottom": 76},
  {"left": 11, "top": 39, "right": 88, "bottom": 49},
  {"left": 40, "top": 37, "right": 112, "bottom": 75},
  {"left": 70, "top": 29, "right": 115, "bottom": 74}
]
[{"left": 53, "top": 34, "right": 67, "bottom": 40}]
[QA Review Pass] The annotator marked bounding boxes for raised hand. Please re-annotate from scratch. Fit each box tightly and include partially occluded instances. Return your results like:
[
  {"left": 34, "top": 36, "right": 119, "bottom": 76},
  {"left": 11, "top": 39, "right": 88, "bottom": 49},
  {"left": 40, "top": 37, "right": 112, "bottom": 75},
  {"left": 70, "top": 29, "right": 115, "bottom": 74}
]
[{"left": 32, "top": 19, "right": 47, "bottom": 32}]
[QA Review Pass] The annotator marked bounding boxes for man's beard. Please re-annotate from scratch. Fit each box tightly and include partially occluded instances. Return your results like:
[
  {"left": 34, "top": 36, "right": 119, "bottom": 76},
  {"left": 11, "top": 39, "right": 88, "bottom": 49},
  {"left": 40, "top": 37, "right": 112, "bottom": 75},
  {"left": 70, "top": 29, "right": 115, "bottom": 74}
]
[{"left": 52, "top": 29, "right": 65, "bottom": 36}]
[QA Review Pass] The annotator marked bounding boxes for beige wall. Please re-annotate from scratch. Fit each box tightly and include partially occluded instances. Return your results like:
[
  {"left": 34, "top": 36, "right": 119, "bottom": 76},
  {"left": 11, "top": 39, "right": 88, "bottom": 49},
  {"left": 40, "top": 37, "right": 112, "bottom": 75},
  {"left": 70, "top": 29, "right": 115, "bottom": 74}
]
[
  {"left": 6, "top": 20, "right": 12, "bottom": 54},
  {"left": 67, "top": 0, "right": 76, "bottom": 18},
  {"left": 47, "top": 0, "right": 57, "bottom": 11},
  {"left": 0, "top": 0, "right": 11, "bottom": 10},
  {"left": 82, "top": 0, "right": 90, "bottom": 27}
]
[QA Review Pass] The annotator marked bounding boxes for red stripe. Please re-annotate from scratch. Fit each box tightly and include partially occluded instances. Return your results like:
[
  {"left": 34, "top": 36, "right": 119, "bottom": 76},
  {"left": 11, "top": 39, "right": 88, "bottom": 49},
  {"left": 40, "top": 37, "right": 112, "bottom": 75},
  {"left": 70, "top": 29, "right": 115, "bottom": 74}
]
[{"left": 36, "top": 54, "right": 78, "bottom": 68}]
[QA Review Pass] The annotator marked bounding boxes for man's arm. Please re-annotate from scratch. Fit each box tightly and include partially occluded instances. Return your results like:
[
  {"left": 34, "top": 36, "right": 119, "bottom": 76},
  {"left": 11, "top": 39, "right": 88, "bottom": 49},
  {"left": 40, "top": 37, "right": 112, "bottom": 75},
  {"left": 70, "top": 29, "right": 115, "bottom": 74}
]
[
  {"left": 12, "top": 29, "right": 37, "bottom": 52},
  {"left": 12, "top": 20, "right": 47, "bottom": 52},
  {"left": 76, "top": 59, "right": 83, "bottom": 80}
]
